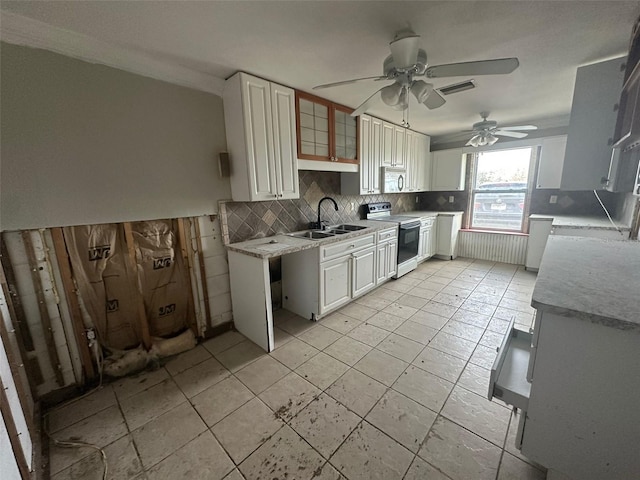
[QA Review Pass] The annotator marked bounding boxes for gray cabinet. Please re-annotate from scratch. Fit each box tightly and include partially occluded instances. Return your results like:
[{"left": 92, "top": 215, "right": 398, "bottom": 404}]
[
  {"left": 431, "top": 149, "right": 466, "bottom": 191},
  {"left": 561, "top": 57, "right": 626, "bottom": 190},
  {"left": 536, "top": 136, "right": 567, "bottom": 189}
]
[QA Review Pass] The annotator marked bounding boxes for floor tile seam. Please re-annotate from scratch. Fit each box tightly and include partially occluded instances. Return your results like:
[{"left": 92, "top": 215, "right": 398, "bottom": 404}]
[
  {"left": 208, "top": 416, "right": 288, "bottom": 472},
  {"left": 414, "top": 413, "right": 507, "bottom": 467},
  {"left": 111, "top": 385, "right": 146, "bottom": 478},
  {"left": 492, "top": 411, "right": 518, "bottom": 480},
  {"left": 371, "top": 339, "right": 422, "bottom": 365},
  {"left": 202, "top": 335, "right": 245, "bottom": 357},
  {"left": 46, "top": 385, "right": 119, "bottom": 435},
  {"left": 134, "top": 405, "right": 209, "bottom": 473},
  {"left": 164, "top": 347, "right": 215, "bottom": 377},
  {"left": 327, "top": 417, "right": 415, "bottom": 480},
  {"left": 294, "top": 327, "right": 346, "bottom": 352}
]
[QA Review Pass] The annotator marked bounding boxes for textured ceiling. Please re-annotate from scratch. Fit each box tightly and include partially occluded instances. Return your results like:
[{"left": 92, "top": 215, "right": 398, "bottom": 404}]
[{"left": 2, "top": 1, "right": 639, "bottom": 141}]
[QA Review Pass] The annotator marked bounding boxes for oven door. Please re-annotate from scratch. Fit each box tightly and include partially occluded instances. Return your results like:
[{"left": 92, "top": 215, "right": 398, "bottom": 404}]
[{"left": 397, "top": 221, "right": 420, "bottom": 265}]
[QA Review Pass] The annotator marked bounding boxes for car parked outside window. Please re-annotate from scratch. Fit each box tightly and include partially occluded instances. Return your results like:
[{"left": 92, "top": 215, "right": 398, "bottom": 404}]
[{"left": 470, "top": 149, "right": 533, "bottom": 231}]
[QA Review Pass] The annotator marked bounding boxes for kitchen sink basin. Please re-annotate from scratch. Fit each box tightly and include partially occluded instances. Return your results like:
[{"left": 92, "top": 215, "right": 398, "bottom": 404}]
[
  {"left": 332, "top": 224, "right": 367, "bottom": 231},
  {"left": 288, "top": 231, "right": 335, "bottom": 240},
  {"left": 326, "top": 229, "right": 349, "bottom": 235}
]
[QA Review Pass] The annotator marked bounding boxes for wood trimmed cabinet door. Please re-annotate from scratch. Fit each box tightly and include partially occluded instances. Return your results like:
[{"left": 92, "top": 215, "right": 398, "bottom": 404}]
[
  {"left": 296, "top": 91, "right": 359, "bottom": 164},
  {"left": 223, "top": 72, "right": 299, "bottom": 201}
]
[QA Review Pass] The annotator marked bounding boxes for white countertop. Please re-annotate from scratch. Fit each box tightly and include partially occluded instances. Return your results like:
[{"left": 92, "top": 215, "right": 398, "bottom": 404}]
[
  {"left": 226, "top": 220, "right": 396, "bottom": 259},
  {"left": 530, "top": 214, "right": 630, "bottom": 231},
  {"left": 531, "top": 236, "right": 640, "bottom": 330}
]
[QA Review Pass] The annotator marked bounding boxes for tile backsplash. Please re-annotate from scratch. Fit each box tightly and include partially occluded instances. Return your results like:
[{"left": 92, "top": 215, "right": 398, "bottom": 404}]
[{"left": 221, "top": 171, "right": 417, "bottom": 244}]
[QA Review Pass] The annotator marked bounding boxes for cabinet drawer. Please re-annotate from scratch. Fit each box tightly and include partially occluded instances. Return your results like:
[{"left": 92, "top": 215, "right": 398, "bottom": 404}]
[
  {"left": 420, "top": 217, "right": 435, "bottom": 228},
  {"left": 321, "top": 233, "right": 376, "bottom": 262},
  {"left": 488, "top": 317, "right": 532, "bottom": 410},
  {"left": 377, "top": 228, "right": 397, "bottom": 243}
]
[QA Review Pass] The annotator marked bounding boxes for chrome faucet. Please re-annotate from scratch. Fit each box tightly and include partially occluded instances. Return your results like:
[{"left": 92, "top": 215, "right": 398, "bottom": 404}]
[{"left": 313, "top": 196, "right": 338, "bottom": 230}]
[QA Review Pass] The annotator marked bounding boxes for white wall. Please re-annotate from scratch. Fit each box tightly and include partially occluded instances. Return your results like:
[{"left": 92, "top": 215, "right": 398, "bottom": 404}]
[{"left": 0, "top": 42, "right": 231, "bottom": 231}]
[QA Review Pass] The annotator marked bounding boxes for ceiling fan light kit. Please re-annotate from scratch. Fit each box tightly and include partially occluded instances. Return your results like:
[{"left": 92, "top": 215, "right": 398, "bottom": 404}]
[
  {"left": 464, "top": 112, "right": 537, "bottom": 147},
  {"left": 313, "top": 28, "right": 521, "bottom": 119}
]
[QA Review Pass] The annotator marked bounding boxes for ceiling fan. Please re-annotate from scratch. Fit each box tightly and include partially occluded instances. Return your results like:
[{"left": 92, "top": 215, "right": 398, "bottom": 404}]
[
  {"left": 313, "top": 28, "right": 520, "bottom": 117},
  {"left": 465, "top": 112, "right": 537, "bottom": 147}
]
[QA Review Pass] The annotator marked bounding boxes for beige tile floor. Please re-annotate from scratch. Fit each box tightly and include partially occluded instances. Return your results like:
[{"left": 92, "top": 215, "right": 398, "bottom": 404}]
[{"left": 47, "top": 257, "right": 547, "bottom": 480}]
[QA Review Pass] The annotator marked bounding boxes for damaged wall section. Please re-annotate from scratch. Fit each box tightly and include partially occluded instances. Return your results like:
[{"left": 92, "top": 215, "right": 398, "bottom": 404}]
[{"left": 0, "top": 216, "right": 232, "bottom": 397}]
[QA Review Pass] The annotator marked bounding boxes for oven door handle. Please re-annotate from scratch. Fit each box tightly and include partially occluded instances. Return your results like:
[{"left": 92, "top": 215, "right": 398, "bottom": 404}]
[{"left": 399, "top": 221, "right": 421, "bottom": 230}]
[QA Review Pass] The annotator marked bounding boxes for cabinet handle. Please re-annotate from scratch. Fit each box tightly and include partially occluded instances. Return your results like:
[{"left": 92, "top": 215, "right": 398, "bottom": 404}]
[{"left": 349, "top": 244, "right": 355, "bottom": 248}]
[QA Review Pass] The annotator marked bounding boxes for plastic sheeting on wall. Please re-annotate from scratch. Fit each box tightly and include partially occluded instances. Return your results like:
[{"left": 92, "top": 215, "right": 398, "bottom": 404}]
[
  {"left": 63, "top": 225, "right": 140, "bottom": 350},
  {"left": 131, "top": 220, "right": 189, "bottom": 338},
  {"left": 63, "top": 221, "right": 191, "bottom": 351}
]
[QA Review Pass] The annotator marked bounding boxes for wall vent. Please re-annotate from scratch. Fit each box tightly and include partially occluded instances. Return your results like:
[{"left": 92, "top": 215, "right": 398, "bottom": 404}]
[{"left": 439, "top": 80, "right": 476, "bottom": 96}]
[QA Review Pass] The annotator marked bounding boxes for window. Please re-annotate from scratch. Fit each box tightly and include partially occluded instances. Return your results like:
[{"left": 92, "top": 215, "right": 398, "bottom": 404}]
[{"left": 470, "top": 147, "right": 534, "bottom": 231}]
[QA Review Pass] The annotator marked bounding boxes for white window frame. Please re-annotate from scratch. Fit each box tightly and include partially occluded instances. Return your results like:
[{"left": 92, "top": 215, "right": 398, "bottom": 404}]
[{"left": 468, "top": 147, "right": 538, "bottom": 233}]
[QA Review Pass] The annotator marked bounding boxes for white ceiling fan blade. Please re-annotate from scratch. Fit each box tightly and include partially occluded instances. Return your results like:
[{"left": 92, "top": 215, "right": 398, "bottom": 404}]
[
  {"left": 423, "top": 90, "right": 446, "bottom": 110},
  {"left": 313, "top": 76, "right": 388, "bottom": 90},
  {"left": 494, "top": 130, "right": 528, "bottom": 138},
  {"left": 426, "top": 58, "right": 519, "bottom": 78},
  {"left": 350, "top": 85, "right": 388, "bottom": 117},
  {"left": 499, "top": 125, "right": 538, "bottom": 131}
]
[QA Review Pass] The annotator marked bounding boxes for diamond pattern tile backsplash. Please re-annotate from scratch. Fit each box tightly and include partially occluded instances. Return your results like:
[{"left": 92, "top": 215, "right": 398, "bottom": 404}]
[{"left": 221, "top": 171, "right": 417, "bottom": 244}]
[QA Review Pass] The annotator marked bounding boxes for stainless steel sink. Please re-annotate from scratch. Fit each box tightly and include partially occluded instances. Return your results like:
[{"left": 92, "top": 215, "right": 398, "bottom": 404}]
[
  {"left": 288, "top": 231, "right": 335, "bottom": 240},
  {"left": 326, "top": 229, "right": 349, "bottom": 235},
  {"left": 332, "top": 224, "right": 367, "bottom": 231}
]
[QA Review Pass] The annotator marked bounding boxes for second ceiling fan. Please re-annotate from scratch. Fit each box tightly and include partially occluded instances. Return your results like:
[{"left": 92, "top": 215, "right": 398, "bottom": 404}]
[
  {"left": 314, "top": 28, "right": 520, "bottom": 117},
  {"left": 465, "top": 112, "right": 537, "bottom": 147}
]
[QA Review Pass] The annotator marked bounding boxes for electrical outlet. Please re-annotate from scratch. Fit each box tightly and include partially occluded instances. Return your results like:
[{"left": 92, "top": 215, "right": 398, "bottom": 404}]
[
  {"left": 549, "top": 195, "right": 558, "bottom": 204},
  {"left": 350, "top": 202, "right": 355, "bottom": 211},
  {"left": 415, "top": 195, "right": 419, "bottom": 204},
  {"left": 448, "top": 196, "right": 455, "bottom": 203}
]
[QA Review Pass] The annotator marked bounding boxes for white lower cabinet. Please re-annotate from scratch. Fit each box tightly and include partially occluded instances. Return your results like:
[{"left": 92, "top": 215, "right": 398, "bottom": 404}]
[
  {"left": 434, "top": 212, "right": 463, "bottom": 260},
  {"left": 282, "top": 233, "right": 377, "bottom": 320},
  {"left": 351, "top": 246, "right": 376, "bottom": 297},
  {"left": 417, "top": 216, "right": 436, "bottom": 262},
  {"left": 376, "top": 227, "right": 398, "bottom": 284},
  {"left": 319, "top": 255, "right": 351, "bottom": 313}
]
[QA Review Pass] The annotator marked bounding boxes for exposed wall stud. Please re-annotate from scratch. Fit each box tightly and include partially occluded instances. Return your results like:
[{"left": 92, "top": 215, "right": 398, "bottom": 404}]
[
  {"left": 50, "top": 228, "right": 96, "bottom": 381},
  {"left": 177, "top": 218, "right": 198, "bottom": 336},
  {"left": 21, "top": 231, "right": 64, "bottom": 386},
  {"left": 0, "top": 237, "right": 35, "bottom": 351}
]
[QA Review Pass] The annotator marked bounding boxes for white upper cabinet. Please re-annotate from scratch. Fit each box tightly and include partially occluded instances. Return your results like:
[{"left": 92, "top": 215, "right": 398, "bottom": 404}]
[
  {"left": 341, "top": 114, "right": 382, "bottom": 195},
  {"left": 561, "top": 57, "right": 626, "bottom": 191},
  {"left": 405, "top": 130, "right": 417, "bottom": 191},
  {"left": 416, "top": 133, "right": 431, "bottom": 191},
  {"left": 381, "top": 121, "right": 396, "bottom": 167},
  {"left": 536, "top": 135, "right": 567, "bottom": 189},
  {"left": 431, "top": 148, "right": 466, "bottom": 191},
  {"left": 223, "top": 72, "right": 299, "bottom": 201},
  {"left": 393, "top": 125, "right": 406, "bottom": 168}
]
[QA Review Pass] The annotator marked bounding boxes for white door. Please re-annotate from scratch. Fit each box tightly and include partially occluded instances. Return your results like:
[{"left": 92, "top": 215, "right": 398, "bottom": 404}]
[
  {"left": 319, "top": 255, "right": 351, "bottom": 314},
  {"left": 423, "top": 226, "right": 434, "bottom": 259},
  {"left": 405, "top": 130, "right": 416, "bottom": 191},
  {"left": 376, "top": 242, "right": 388, "bottom": 284},
  {"left": 381, "top": 121, "right": 395, "bottom": 167},
  {"left": 359, "top": 115, "right": 372, "bottom": 194},
  {"left": 370, "top": 117, "right": 383, "bottom": 193},
  {"left": 436, "top": 215, "right": 453, "bottom": 257},
  {"left": 387, "top": 240, "right": 398, "bottom": 278},
  {"left": 417, "top": 227, "right": 427, "bottom": 261},
  {"left": 352, "top": 246, "right": 376, "bottom": 297},
  {"left": 416, "top": 134, "right": 431, "bottom": 191},
  {"left": 428, "top": 226, "right": 437, "bottom": 257},
  {"left": 270, "top": 83, "right": 299, "bottom": 199},
  {"left": 242, "top": 75, "right": 277, "bottom": 200},
  {"left": 393, "top": 125, "right": 406, "bottom": 168}
]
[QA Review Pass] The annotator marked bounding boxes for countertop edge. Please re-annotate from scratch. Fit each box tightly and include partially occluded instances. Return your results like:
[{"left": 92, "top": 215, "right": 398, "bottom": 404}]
[{"left": 531, "top": 300, "right": 640, "bottom": 332}]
